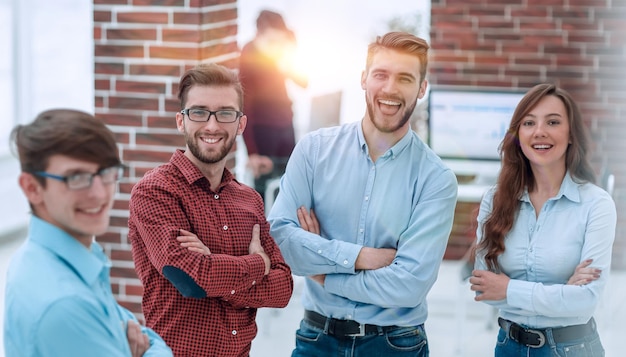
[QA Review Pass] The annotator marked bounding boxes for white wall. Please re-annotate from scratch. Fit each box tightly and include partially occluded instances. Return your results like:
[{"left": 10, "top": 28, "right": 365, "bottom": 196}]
[{"left": 0, "top": 0, "right": 93, "bottom": 237}]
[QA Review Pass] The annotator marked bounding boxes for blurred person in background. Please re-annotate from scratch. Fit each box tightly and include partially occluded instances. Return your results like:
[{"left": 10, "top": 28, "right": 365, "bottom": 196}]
[
  {"left": 471, "top": 83, "right": 616, "bottom": 356},
  {"left": 3, "top": 109, "right": 172, "bottom": 357},
  {"left": 239, "top": 9, "right": 308, "bottom": 200}
]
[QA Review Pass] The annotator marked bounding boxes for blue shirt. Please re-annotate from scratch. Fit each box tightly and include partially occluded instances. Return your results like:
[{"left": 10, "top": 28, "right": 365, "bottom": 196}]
[
  {"left": 268, "top": 121, "right": 458, "bottom": 327},
  {"left": 475, "top": 173, "right": 617, "bottom": 328},
  {"left": 3, "top": 216, "right": 172, "bottom": 357}
]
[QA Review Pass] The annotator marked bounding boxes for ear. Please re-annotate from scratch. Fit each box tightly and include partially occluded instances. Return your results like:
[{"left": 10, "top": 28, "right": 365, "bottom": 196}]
[
  {"left": 417, "top": 79, "right": 428, "bottom": 100},
  {"left": 176, "top": 112, "right": 185, "bottom": 133},
  {"left": 237, "top": 114, "right": 248, "bottom": 136},
  {"left": 360, "top": 70, "right": 367, "bottom": 90},
  {"left": 18, "top": 172, "right": 44, "bottom": 206}
]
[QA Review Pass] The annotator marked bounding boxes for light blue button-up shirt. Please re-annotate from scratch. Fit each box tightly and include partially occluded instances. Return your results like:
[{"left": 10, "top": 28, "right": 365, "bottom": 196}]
[
  {"left": 475, "top": 173, "right": 617, "bottom": 328},
  {"left": 268, "top": 121, "right": 458, "bottom": 327},
  {"left": 3, "top": 216, "right": 172, "bottom": 357}
]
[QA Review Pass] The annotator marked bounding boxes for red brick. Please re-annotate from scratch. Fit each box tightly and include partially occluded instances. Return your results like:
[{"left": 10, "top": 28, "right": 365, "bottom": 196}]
[
  {"left": 116, "top": 80, "right": 167, "bottom": 94},
  {"left": 111, "top": 248, "right": 134, "bottom": 262},
  {"left": 123, "top": 149, "right": 173, "bottom": 164},
  {"left": 94, "top": 0, "right": 128, "bottom": 4},
  {"left": 109, "top": 96, "right": 159, "bottom": 111},
  {"left": 117, "top": 12, "right": 169, "bottom": 24},
  {"left": 95, "top": 79, "right": 110, "bottom": 91},
  {"left": 97, "top": 231, "right": 122, "bottom": 244},
  {"left": 94, "top": 10, "right": 112, "bottom": 23},
  {"left": 147, "top": 115, "right": 177, "bottom": 129},
  {"left": 98, "top": 112, "right": 144, "bottom": 127},
  {"left": 136, "top": 132, "right": 185, "bottom": 147},
  {"left": 132, "top": 0, "right": 184, "bottom": 6},
  {"left": 107, "top": 28, "right": 158, "bottom": 41},
  {"left": 162, "top": 29, "right": 202, "bottom": 43},
  {"left": 149, "top": 45, "right": 200, "bottom": 60},
  {"left": 129, "top": 64, "right": 182, "bottom": 77},
  {"left": 95, "top": 44, "right": 144, "bottom": 58},
  {"left": 95, "top": 62, "right": 125, "bottom": 75},
  {"left": 110, "top": 215, "right": 129, "bottom": 229},
  {"left": 112, "top": 199, "right": 130, "bottom": 211}
]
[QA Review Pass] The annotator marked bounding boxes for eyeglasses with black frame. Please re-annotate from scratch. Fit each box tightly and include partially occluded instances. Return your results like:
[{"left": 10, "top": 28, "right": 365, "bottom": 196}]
[
  {"left": 33, "top": 165, "right": 124, "bottom": 190},
  {"left": 181, "top": 108, "right": 243, "bottom": 123}
]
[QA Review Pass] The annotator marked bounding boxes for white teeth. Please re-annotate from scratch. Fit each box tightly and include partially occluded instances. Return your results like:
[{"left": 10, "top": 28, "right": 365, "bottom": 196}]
[
  {"left": 379, "top": 99, "right": 400, "bottom": 106},
  {"left": 533, "top": 144, "right": 552, "bottom": 149},
  {"left": 202, "top": 137, "right": 219, "bottom": 144},
  {"left": 82, "top": 208, "right": 101, "bottom": 214}
]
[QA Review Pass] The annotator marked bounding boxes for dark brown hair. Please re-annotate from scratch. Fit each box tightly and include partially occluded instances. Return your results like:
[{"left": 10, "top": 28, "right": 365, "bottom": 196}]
[
  {"left": 366, "top": 32, "right": 430, "bottom": 84},
  {"left": 177, "top": 63, "right": 244, "bottom": 111},
  {"left": 478, "top": 83, "right": 595, "bottom": 271},
  {"left": 10, "top": 109, "right": 121, "bottom": 187}
]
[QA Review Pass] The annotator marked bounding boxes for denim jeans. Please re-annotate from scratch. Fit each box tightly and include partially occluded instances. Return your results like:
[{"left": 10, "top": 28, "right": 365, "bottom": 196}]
[
  {"left": 291, "top": 319, "right": 429, "bottom": 357},
  {"left": 494, "top": 326, "right": 605, "bottom": 357}
]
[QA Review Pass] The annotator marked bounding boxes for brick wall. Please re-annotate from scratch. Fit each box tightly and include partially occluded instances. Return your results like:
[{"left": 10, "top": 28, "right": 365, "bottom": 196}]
[
  {"left": 431, "top": 0, "right": 626, "bottom": 268},
  {"left": 93, "top": 0, "right": 239, "bottom": 314}
]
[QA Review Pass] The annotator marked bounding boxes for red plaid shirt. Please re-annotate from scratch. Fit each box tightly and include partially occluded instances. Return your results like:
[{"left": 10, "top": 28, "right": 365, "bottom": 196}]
[{"left": 128, "top": 150, "right": 293, "bottom": 356}]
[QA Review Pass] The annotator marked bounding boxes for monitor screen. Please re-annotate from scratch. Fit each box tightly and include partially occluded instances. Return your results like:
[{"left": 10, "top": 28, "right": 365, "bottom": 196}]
[{"left": 428, "top": 89, "right": 524, "bottom": 161}]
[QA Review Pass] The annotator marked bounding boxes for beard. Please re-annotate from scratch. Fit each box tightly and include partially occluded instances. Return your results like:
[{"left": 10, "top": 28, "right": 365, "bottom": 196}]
[
  {"left": 184, "top": 127, "right": 236, "bottom": 164},
  {"left": 365, "top": 95, "right": 417, "bottom": 133}
]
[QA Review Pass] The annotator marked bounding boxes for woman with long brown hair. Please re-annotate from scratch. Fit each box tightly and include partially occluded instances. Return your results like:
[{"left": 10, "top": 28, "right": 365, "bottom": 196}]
[{"left": 470, "top": 83, "right": 616, "bottom": 356}]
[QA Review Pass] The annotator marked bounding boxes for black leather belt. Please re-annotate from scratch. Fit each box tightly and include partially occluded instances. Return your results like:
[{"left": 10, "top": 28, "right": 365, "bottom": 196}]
[
  {"left": 498, "top": 317, "right": 596, "bottom": 348},
  {"left": 304, "top": 310, "right": 394, "bottom": 338}
]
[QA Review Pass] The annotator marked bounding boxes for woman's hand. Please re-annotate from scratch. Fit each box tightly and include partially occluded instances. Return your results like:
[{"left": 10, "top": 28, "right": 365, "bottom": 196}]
[{"left": 567, "top": 259, "right": 601, "bottom": 285}]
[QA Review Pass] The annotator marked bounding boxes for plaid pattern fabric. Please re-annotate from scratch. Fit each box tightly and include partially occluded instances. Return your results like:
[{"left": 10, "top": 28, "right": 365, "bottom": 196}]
[{"left": 129, "top": 150, "right": 293, "bottom": 356}]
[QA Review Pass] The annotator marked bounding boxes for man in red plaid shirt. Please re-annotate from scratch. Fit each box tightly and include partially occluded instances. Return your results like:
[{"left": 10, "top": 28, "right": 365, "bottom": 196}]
[{"left": 128, "top": 63, "right": 293, "bottom": 356}]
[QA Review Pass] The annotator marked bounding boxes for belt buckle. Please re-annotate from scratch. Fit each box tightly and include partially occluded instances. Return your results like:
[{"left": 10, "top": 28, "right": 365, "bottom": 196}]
[
  {"left": 346, "top": 323, "right": 366, "bottom": 337},
  {"left": 525, "top": 328, "right": 546, "bottom": 348}
]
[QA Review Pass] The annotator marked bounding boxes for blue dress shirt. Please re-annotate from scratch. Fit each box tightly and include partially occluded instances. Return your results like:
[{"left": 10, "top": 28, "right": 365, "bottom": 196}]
[
  {"left": 3, "top": 216, "right": 172, "bottom": 357},
  {"left": 268, "top": 121, "right": 458, "bottom": 327},
  {"left": 475, "top": 173, "right": 617, "bottom": 328}
]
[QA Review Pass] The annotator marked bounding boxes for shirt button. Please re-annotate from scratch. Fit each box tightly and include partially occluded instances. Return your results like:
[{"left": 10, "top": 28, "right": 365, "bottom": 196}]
[
  {"left": 232, "top": 330, "right": 237, "bottom": 335},
  {"left": 365, "top": 196, "right": 369, "bottom": 201},
  {"left": 343, "top": 260, "right": 348, "bottom": 265},
  {"left": 318, "top": 250, "right": 322, "bottom": 254},
  {"left": 223, "top": 225, "right": 228, "bottom": 230},
  {"left": 214, "top": 194, "right": 219, "bottom": 199},
  {"left": 252, "top": 280, "right": 256, "bottom": 285},
  {"left": 231, "top": 290, "right": 235, "bottom": 294}
]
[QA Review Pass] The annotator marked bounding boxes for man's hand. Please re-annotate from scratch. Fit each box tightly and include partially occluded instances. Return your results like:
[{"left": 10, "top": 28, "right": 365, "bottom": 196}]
[
  {"left": 297, "top": 206, "right": 319, "bottom": 235},
  {"left": 567, "top": 259, "right": 601, "bottom": 285},
  {"left": 126, "top": 320, "right": 149, "bottom": 357},
  {"left": 469, "top": 269, "right": 510, "bottom": 301},
  {"left": 247, "top": 154, "right": 274, "bottom": 178},
  {"left": 354, "top": 247, "right": 397, "bottom": 270},
  {"left": 248, "top": 224, "right": 270, "bottom": 275},
  {"left": 177, "top": 229, "right": 211, "bottom": 255}
]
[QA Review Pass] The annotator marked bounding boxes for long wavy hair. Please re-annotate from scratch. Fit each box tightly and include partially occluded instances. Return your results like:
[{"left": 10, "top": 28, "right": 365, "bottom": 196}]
[{"left": 477, "top": 83, "right": 596, "bottom": 271}]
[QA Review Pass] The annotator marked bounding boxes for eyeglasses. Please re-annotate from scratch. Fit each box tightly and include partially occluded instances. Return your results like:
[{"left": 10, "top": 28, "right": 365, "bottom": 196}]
[
  {"left": 181, "top": 108, "right": 243, "bottom": 123},
  {"left": 33, "top": 165, "right": 124, "bottom": 190}
]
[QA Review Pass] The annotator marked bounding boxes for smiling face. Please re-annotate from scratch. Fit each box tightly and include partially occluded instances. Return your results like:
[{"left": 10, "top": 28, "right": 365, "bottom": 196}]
[
  {"left": 19, "top": 155, "right": 116, "bottom": 246},
  {"left": 361, "top": 48, "right": 427, "bottom": 135},
  {"left": 176, "top": 85, "right": 246, "bottom": 167},
  {"left": 518, "top": 94, "right": 571, "bottom": 171}
]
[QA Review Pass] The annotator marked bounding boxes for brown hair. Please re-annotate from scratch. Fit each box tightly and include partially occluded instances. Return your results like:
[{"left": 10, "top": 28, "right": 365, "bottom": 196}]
[
  {"left": 10, "top": 109, "right": 121, "bottom": 187},
  {"left": 177, "top": 63, "right": 244, "bottom": 111},
  {"left": 478, "top": 83, "right": 596, "bottom": 271},
  {"left": 366, "top": 32, "right": 430, "bottom": 84}
]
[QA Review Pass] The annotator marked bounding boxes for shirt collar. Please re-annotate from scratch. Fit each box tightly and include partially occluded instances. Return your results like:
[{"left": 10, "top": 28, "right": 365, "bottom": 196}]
[
  {"left": 520, "top": 171, "right": 581, "bottom": 203},
  {"left": 28, "top": 215, "right": 108, "bottom": 285},
  {"left": 170, "top": 149, "right": 234, "bottom": 190},
  {"left": 356, "top": 121, "right": 413, "bottom": 159}
]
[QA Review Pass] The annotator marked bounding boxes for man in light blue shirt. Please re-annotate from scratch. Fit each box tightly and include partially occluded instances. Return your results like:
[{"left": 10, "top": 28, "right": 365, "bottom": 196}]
[
  {"left": 3, "top": 109, "right": 172, "bottom": 357},
  {"left": 268, "top": 32, "right": 458, "bottom": 356}
]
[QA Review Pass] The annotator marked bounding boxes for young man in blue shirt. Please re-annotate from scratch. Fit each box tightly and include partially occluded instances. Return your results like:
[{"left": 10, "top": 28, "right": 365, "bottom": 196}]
[
  {"left": 3, "top": 109, "right": 172, "bottom": 357},
  {"left": 268, "top": 32, "right": 458, "bottom": 356}
]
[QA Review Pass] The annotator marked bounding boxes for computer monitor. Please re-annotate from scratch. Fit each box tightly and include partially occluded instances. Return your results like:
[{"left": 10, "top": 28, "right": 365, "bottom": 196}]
[{"left": 428, "top": 88, "right": 524, "bottom": 185}]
